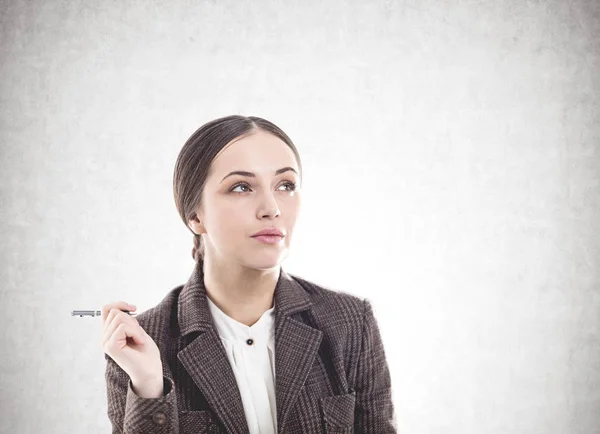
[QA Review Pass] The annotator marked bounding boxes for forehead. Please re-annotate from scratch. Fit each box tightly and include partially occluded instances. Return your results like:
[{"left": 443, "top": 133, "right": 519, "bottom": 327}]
[{"left": 209, "top": 130, "right": 299, "bottom": 176}]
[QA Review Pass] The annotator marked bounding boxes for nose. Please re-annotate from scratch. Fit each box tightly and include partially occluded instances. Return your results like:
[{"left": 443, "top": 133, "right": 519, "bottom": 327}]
[{"left": 257, "top": 191, "right": 281, "bottom": 220}]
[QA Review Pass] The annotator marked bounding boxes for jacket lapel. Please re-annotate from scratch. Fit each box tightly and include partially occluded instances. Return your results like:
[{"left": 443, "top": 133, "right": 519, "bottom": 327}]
[
  {"left": 273, "top": 269, "right": 323, "bottom": 432},
  {"left": 176, "top": 261, "right": 249, "bottom": 434},
  {"left": 176, "top": 260, "right": 323, "bottom": 434}
]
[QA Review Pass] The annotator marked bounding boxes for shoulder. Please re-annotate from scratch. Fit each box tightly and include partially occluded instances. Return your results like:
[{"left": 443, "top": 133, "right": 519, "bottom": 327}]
[
  {"left": 291, "top": 272, "right": 365, "bottom": 306},
  {"left": 288, "top": 272, "right": 370, "bottom": 329}
]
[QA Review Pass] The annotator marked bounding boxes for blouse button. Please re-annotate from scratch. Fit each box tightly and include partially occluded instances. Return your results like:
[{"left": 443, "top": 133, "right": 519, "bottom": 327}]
[{"left": 246, "top": 338, "right": 254, "bottom": 346}]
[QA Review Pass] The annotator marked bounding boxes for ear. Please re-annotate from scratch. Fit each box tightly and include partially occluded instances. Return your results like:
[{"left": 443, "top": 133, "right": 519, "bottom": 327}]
[{"left": 188, "top": 213, "right": 205, "bottom": 235}]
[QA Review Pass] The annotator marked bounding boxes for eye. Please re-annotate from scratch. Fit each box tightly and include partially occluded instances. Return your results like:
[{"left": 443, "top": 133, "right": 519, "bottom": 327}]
[
  {"left": 279, "top": 181, "right": 297, "bottom": 192},
  {"left": 230, "top": 182, "right": 251, "bottom": 193}
]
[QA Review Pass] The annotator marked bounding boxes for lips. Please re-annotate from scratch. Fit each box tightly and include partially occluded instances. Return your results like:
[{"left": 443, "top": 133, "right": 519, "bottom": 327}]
[{"left": 251, "top": 228, "right": 284, "bottom": 237}]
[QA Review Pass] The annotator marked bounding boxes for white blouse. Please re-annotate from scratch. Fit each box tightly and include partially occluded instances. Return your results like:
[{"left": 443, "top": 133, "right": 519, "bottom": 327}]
[{"left": 206, "top": 295, "right": 277, "bottom": 434}]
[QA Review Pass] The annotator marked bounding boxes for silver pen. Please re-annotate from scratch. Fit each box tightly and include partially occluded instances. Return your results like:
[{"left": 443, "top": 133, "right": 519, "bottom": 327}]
[{"left": 71, "top": 309, "right": 138, "bottom": 317}]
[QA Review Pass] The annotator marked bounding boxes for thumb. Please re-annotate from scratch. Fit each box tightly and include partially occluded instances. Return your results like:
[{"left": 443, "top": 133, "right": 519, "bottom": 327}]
[{"left": 131, "top": 328, "right": 147, "bottom": 345}]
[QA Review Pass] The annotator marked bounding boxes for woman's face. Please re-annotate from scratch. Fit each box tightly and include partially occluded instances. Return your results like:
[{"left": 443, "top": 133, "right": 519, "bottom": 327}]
[{"left": 190, "top": 130, "right": 302, "bottom": 270}]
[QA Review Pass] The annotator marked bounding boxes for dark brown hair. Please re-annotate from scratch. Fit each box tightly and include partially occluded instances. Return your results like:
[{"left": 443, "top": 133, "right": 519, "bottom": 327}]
[{"left": 173, "top": 115, "right": 302, "bottom": 262}]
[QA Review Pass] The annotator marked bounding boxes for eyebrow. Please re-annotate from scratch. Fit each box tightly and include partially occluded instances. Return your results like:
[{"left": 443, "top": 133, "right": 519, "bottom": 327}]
[{"left": 220, "top": 167, "right": 298, "bottom": 183}]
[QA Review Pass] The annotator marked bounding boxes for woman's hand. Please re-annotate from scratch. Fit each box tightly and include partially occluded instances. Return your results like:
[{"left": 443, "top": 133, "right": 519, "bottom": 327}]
[{"left": 100, "top": 301, "right": 164, "bottom": 397}]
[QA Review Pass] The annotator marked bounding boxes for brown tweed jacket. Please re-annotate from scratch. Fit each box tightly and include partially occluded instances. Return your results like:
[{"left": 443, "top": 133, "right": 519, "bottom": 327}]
[{"left": 105, "top": 260, "right": 397, "bottom": 433}]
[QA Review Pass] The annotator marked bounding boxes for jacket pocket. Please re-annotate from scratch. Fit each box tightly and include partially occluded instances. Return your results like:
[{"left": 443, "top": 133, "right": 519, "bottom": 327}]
[
  {"left": 319, "top": 392, "right": 356, "bottom": 433},
  {"left": 179, "top": 410, "right": 222, "bottom": 434}
]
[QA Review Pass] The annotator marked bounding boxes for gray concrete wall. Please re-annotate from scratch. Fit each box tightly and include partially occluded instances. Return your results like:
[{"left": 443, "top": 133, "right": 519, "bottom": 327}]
[{"left": 1, "top": 0, "right": 598, "bottom": 432}]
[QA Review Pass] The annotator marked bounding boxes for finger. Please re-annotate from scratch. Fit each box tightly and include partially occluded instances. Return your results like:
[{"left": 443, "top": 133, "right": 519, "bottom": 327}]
[
  {"left": 101, "top": 308, "right": 125, "bottom": 338},
  {"left": 102, "top": 307, "right": 137, "bottom": 330},
  {"left": 100, "top": 301, "right": 137, "bottom": 327},
  {"left": 101, "top": 309, "right": 123, "bottom": 349},
  {"left": 102, "top": 310, "right": 139, "bottom": 344},
  {"left": 106, "top": 322, "right": 146, "bottom": 353},
  {"left": 101, "top": 311, "right": 140, "bottom": 348},
  {"left": 101, "top": 301, "right": 137, "bottom": 321},
  {"left": 103, "top": 318, "right": 145, "bottom": 356},
  {"left": 112, "top": 322, "right": 145, "bottom": 346}
]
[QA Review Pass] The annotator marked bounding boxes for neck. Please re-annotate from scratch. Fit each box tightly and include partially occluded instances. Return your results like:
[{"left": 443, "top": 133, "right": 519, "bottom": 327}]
[{"left": 201, "top": 255, "right": 279, "bottom": 327}]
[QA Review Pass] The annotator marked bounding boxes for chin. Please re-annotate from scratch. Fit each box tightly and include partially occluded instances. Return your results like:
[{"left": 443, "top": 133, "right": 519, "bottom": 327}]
[{"left": 245, "top": 251, "right": 288, "bottom": 271}]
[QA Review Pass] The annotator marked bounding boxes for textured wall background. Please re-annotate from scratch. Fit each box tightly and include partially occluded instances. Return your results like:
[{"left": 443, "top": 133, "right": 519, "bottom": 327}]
[{"left": 1, "top": 0, "right": 598, "bottom": 433}]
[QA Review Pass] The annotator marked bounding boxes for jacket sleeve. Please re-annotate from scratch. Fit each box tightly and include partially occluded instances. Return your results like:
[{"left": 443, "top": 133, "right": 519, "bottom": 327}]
[
  {"left": 105, "top": 353, "right": 180, "bottom": 433},
  {"left": 354, "top": 298, "right": 397, "bottom": 433}
]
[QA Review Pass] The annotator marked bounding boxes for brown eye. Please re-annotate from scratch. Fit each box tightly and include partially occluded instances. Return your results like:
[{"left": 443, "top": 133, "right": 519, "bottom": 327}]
[
  {"left": 279, "top": 181, "right": 297, "bottom": 192},
  {"left": 230, "top": 182, "right": 251, "bottom": 193}
]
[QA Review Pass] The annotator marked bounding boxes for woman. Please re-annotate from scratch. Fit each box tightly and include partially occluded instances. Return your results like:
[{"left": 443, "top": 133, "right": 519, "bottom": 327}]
[{"left": 101, "top": 115, "right": 396, "bottom": 434}]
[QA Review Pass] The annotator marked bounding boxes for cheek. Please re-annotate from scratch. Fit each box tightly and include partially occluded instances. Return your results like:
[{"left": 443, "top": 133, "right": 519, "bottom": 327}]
[
  {"left": 282, "top": 195, "right": 301, "bottom": 223},
  {"left": 211, "top": 207, "right": 241, "bottom": 230},
  {"left": 205, "top": 200, "right": 249, "bottom": 240}
]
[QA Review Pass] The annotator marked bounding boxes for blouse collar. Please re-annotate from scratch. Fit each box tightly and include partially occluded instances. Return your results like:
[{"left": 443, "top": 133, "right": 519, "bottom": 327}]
[{"left": 206, "top": 295, "right": 275, "bottom": 344}]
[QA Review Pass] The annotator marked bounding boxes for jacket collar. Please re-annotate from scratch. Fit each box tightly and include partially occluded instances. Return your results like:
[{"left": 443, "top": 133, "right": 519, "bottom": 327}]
[{"left": 177, "top": 259, "right": 313, "bottom": 337}]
